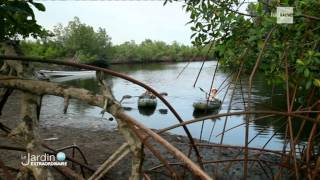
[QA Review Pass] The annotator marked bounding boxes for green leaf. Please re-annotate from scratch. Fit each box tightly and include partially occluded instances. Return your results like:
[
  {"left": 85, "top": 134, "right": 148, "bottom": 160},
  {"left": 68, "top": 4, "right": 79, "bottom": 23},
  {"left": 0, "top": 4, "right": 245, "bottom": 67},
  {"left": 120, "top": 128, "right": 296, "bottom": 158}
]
[
  {"left": 257, "top": 41, "right": 264, "bottom": 49},
  {"left": 296, "top": 59, "right": 304, "bottom": 65},
  {"left": 314, "top": 79, "right": 320, "bottom": 87},
  {"left": 190, "top": 33, "right": 197, "bottom": 39},
  {"left": 306, "top": 80, "right": 312, "bottom": 89},
  {"left": 304, "top": 68, "right": 310, "bottom": 77},
  {"left": 31, "top": 2, "right": 46, "bottom": 11}
]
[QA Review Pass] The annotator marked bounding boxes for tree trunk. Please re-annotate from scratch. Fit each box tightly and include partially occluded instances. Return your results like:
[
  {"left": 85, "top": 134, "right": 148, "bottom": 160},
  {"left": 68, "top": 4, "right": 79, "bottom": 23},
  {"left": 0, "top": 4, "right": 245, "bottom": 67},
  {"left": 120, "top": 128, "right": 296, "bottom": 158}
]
[{"left": 1, "top": 41, "right": 53, "bottom": 179}]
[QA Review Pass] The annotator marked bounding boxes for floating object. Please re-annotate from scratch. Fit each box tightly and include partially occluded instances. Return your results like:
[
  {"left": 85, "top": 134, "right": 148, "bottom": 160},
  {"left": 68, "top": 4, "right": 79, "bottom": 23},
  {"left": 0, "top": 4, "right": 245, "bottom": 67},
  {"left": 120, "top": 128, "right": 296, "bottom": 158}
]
[
  {"left": 137, "top": 94, "right": 157, "bottom": 116},
  {"left": 138, "top": 94, "right": 157, "bottom": 108},
  {"left": 138, "top": 106, "right": 156, "bottom": 116},
  {"left": 159, "top": 92, "right": 168, "bottom": 96},
  {"left": 193, "top": 107, "right": 220, "bottom": 119},
  {"left": 122, "top": 106, "right": 133, "bottom": 111},
  {"left": 38, "top": 70, "right": 96, "bottom": 78},
  {"left": 193, "top": 98, "right": 222, "bottom": 111},
  {"left": 158, "top": 109, "right": 168, "bottom": 114}
]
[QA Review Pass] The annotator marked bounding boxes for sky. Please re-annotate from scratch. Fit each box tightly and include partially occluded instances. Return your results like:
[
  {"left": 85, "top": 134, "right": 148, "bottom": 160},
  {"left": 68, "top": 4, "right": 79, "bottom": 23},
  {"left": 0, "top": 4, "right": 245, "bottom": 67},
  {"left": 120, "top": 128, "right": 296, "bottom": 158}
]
[{"left": 33, "top": 1, "right": 193, "bottom": 45}]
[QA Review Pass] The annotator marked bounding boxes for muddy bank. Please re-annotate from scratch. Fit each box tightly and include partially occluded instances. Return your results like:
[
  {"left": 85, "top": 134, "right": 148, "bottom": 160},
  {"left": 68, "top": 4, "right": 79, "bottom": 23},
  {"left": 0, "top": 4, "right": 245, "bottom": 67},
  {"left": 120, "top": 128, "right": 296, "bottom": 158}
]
[{"left": 0, "top": 92, "right": 287, "bottom": 179}]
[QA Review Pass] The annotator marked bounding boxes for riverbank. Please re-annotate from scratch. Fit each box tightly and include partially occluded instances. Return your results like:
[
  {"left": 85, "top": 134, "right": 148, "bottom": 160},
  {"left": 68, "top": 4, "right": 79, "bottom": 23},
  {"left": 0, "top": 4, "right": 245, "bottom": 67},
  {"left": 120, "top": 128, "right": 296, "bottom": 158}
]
[
  {"left": 109, "top": 57, "right": 213, "bottom": 65},
  {"left": 32, "top": 57, "right": 216, "bottom": 71},
  {"left": 0, "top": 92, "right": 288, "bottom": 179}
]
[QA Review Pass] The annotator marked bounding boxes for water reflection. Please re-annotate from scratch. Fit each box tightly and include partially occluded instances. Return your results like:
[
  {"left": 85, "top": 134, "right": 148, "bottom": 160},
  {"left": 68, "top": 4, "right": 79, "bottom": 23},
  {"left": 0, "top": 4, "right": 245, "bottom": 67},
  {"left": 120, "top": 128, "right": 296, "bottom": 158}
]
[
  {"left": 111, "top": 63, "right": 172, "bottom": 73},
  {"left": 41, "top": 61, "right": 313, "bottom": 150},
  {"left": 192, "top": 108, "right": 221, "bottom": 119},
  {"left": 64, "top": 78, "right": 100, "bottom": 93},
  {"left": 138, "top": 106, "right": 156, "bottom": 116}
]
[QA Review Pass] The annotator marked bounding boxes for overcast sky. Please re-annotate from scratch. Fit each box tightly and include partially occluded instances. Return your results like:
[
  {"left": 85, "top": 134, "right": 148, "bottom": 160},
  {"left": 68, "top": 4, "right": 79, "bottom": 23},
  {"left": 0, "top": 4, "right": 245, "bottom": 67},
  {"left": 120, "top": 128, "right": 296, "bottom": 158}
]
[{"left": 34, "top": 1, "right": 193, "bottom": 45}]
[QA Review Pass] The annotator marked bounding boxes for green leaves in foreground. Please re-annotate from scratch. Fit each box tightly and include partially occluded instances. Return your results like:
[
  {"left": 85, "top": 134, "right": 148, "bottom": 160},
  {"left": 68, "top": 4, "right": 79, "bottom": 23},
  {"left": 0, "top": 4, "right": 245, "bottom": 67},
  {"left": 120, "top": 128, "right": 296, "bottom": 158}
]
[
  {"left": 166, "top": 0, "right": 320, "bottom": 106},
  {"left": 296, "top": 51, "right": 320, "bottom": 89},
  {"left": 0, "top": 0, "right": 48, "bottom": 41}
]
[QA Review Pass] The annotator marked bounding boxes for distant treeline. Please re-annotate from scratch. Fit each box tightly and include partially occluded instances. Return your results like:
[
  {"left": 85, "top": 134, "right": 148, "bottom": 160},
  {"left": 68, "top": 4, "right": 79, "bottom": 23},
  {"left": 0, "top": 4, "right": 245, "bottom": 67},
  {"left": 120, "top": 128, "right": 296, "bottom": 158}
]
[
  {"left": 21, "top": 17, "right": 214, "bottom": 64},
  {"left": 110, "top": 40, "right": 213, "bottom": 63}
]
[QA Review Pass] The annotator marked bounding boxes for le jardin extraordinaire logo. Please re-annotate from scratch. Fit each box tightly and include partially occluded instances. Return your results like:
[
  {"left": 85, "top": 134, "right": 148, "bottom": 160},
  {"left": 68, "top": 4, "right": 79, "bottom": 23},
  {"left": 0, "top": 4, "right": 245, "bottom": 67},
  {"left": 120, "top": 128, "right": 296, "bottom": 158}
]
[{"left": 21, "top": 152, "right": 67, "bottom": 166}]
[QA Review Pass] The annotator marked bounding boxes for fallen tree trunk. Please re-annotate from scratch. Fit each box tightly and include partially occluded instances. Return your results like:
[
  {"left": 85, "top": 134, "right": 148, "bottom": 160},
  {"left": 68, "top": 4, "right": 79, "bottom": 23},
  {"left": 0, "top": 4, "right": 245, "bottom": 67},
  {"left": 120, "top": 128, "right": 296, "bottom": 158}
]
[{"left": 0, "top": 75, "right": 212, "bottom": 179}]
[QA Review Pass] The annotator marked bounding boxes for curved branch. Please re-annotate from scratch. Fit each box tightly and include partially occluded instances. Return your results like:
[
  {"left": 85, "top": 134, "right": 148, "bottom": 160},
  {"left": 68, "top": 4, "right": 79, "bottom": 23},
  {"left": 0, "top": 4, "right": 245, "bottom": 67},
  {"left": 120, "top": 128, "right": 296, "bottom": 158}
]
[
  {"left": 299, "top": 14, "right": 320, "bottom": 21},
  {"left": 0, "top": 55, "right": 203, "bottom": 167},
  {"left": 0, "top": 75, "right": 212, "bottom": 179},
  {"left": 156, "top": 110, "right": 319, "bottom": 134},
  {"left": 0, "top": 76, "right": 105, "bottom": 107}
]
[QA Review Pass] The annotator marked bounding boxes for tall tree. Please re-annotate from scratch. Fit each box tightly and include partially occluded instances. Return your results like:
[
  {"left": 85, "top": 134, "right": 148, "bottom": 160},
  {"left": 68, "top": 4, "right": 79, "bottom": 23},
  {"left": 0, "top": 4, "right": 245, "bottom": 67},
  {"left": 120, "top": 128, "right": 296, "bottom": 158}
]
[{"left": 53, "top": 17, "right": 112, "bottom": 63}]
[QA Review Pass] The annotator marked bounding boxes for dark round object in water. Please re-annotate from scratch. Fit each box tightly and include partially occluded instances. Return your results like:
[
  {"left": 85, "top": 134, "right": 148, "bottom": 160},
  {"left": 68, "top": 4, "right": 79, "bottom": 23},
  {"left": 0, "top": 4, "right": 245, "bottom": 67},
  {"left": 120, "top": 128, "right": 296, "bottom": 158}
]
[
  {"left": 192, "top": 108, "right": 220, "bottom": 119},
  {"left": 138, "top": 95, "right": 157, "bottom": 108},
  {"left": 138, "top": 106, "right": 156, "bottom": 116},
  {"left": 123, "top": 107, "right": 133, "bottom": 111},
  {"left": 85, "top": 60, "right": 110, "bottom": 68},
  {"left": 158, "top": 109, "right": 168, "bottom": 114},
  {"left": 193, "top": 99, "right": 222, "bottom": 111}
]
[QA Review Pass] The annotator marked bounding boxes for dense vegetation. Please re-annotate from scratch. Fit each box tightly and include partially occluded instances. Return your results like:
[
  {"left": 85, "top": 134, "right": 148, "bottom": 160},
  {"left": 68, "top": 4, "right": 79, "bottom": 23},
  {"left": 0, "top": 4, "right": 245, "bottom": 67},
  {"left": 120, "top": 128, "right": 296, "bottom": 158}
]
[
  {"left": 0, "top": 0, "right": 48, "bottom": 41},
  {"left": 2, "top": 0, "right": 319, "bottom": 104},
  {"left": 21, "top": 17, "right": 112, "bottom": 63},
  {"left": 110, "top": 39, "right": 213, "bottom": 63},
  {"left": 166, "top": 0, "right": 320, "bottom": 107},
  {"left": 1, "top": 1, "right": 320, "bottom": 179},
  {"left": 170, "top": 1, "right": 319, "bottom": 177},
  {"left": 20, "top": 17, "right": 213, "bottom": 64}
]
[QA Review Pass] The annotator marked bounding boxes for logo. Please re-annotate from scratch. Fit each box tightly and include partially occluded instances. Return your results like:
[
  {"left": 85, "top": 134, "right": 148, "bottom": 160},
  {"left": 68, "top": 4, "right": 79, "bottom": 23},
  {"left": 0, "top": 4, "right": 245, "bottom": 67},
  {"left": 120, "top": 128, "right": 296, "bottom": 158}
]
[
  {"left": 56, "top": 152, "right": 66, "bottom": 161},
  {"left": 276, "top": 7, "right": 293, "bottom": 24},
  {"left": 21, "top": 152, "right": 67, "bottom": 166}
]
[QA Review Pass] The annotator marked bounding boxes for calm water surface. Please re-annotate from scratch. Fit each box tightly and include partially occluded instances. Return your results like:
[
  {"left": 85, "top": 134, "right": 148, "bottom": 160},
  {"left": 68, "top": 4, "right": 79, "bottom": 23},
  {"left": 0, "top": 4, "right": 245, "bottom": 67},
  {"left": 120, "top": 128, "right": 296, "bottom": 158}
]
[{"left": 42, "top": 61, "right": 312, "bottom": 151}]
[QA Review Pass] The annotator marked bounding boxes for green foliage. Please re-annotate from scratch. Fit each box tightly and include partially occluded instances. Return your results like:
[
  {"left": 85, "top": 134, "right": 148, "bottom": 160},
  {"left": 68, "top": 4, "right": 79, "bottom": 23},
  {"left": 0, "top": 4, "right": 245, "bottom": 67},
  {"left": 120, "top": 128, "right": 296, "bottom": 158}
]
[
  {"left": 166, "top": 0, "right": 320, "bottom": 106},
  {"left": 296, "top": 51, "right": 320, "bottom": 89},
  {"left": 20, "top": 16, "right": 213, "bottom": 64},
  {"left": 21, "top": 17, "right": 112, "bottom": 63},
  {"left": 0, "top": 0, "right": 48, "bottom": 41},
  {"left": 20, "top": 40, "right": 65, "bottom": 58},
  {"left": 53, "top": 17, "right": 112, "bottom": 63},
  {"left": 110, "top": 39, "right": 211, "bottom": 63}
]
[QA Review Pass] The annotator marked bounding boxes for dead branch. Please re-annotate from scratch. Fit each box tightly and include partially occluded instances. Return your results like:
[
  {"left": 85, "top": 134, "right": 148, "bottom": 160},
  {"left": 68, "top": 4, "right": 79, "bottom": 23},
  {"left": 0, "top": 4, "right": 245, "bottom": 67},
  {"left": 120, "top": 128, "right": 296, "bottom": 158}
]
[
  {"left": 0, "top": 76, "right": 105, "bottom": 107},
  {"left": 89, "top": 143, "right": 130, "bottom": 180},
  {"left": 245, "top": 27, "right": 276, "bottom": 179},
  {"left": 1, "top": 42, "right": 54, "bottom": 179},
  {"left": 157, "top": 110, "right": 319, "bottom": 134},
  {"left": 0, "top": 75, "right": 212, "bottom": 179},
  {"left": 0, "top": 55, "right": 203, "bottom": 166}
]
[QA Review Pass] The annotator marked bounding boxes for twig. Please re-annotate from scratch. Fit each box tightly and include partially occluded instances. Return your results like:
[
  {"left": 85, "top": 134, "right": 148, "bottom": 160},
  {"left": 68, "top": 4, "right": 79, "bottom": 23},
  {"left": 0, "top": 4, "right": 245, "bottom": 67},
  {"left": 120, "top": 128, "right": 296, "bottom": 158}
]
[
  {"left": 0, "top": 55, "right": 204, "bottom": 169},
  {"left": 245, "top": 27, "right": 276, "bottom": 179}
]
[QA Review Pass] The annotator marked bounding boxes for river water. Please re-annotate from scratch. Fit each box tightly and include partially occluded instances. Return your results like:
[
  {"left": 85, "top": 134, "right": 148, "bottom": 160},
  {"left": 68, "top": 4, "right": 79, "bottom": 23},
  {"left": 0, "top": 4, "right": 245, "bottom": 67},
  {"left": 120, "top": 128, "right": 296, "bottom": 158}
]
[{"left": 42, "top": 61, "right": 311, "bottom": 151}]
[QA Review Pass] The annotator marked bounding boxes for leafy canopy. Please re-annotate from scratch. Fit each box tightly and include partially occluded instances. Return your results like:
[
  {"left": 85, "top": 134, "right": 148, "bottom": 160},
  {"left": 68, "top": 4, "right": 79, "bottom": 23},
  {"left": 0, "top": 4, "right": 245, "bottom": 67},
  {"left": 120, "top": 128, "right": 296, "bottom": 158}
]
[
  {"left": 111, "top": 39, "right": 210, "bottom": 63},
  {"left": 166, "top": 0, "right": 320, "bottom": 106},
  {"left": 53, "top": 17, "right": 112, "bottom": 62},
  {"left": 0, "top": 0, "right": 47, "bottom": 41},
  {"left": 21, "top": 17, "right": 113, "bottom": 63}
]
